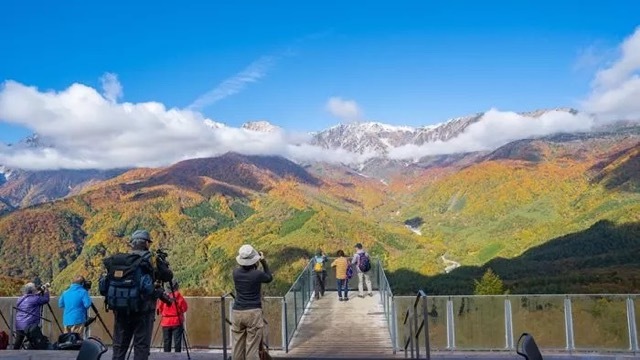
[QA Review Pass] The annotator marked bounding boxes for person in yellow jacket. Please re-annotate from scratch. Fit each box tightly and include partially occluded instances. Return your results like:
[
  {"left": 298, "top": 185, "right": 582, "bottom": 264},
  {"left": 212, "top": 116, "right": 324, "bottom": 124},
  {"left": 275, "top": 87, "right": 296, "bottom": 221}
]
[{"left": 331, "top": 250, "right": 351, "bottom": 301}]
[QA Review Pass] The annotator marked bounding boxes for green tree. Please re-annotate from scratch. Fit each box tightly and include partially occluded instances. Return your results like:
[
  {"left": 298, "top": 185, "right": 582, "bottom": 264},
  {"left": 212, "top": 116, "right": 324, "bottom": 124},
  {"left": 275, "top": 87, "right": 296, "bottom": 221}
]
[{"left": 474, "top": 268, "right": 505, "bottom": 295}]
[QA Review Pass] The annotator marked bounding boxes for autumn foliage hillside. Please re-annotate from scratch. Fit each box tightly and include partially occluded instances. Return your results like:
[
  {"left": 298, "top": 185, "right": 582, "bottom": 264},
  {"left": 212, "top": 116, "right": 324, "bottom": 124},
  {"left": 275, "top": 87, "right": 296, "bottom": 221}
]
[{"left": 1, "top": 128, "right": 640, "bottom": 296}]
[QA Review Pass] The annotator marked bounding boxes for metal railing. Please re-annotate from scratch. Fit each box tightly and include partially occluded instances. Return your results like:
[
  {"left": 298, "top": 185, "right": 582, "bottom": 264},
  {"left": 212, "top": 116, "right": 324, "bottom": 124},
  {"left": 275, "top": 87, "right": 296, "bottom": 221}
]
[
  {"left": 376, "top": 258, "right": 397, "bottom": 354},
  {"left": 394, "top": 294, "right": 640, "bottom": 355},
  {"left": 282, "top": 260, "right": 314, "bottom": 352},
  {"left": 403, "top": 290, "right": 431, "bottom": 359}
]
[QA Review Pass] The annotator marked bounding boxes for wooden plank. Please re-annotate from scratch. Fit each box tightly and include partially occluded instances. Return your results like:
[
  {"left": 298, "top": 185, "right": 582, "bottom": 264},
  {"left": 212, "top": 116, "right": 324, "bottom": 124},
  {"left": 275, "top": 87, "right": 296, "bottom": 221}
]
[{"left": 285, "top": 292, "right": 397, "bottom": 358}]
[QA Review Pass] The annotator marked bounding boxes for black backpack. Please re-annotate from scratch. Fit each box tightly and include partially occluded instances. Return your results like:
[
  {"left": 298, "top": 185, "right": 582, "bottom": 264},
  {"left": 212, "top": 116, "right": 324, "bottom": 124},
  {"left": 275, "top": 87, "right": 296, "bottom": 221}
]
[
  {"left": 54, "top": 332, "right": 83, "bottom": 350},
  {"left": 24, "top": 325, "right": 50, "bottom": 350},
  {"left": 99, "top": 253, "right": 154, "bottom": 313}
]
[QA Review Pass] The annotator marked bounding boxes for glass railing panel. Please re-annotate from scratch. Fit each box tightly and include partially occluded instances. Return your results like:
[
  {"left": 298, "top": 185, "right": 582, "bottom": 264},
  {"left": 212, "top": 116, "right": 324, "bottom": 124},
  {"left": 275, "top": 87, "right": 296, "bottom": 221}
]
[
  {"left": 571, "top": 295, "right": 629, "bottom": 350},
  {"left": 263, "top": 297, "right": 283, "bottom": 349},
  {"left": 182, "top": 297, "right": 221, "bottom": 348},
  {"left": 0, "top": 297, "right": 15, "bottom": 335},
  {"left": 511, "top": 295, "right": 566, "bottom": 350},
  {"left": 283, "top": 290, "right": 296, "bottom": 343},
  {"left": 395, "top": 296, "right": 447, "bottom": 351},
  {"left": 453, "top": 295, "right": 505, "bottom": 350}
]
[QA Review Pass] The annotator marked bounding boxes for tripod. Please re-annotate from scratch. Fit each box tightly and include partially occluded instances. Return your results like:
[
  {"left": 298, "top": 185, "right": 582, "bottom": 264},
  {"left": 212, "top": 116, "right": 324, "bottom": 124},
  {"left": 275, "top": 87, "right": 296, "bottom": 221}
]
[
  {"left": 0, "top": 307, "right": 26, "bottom": 349},
  {"left": 167, "top": 281, "right": 191, "bottom": 359},
  {"left": 84, "top": 303, "right": 113, "bottom": 342},
  {"left": 126, "top": 285, "right": 191, "bottom": 360},
  {"left": 45, "top": 303, "right": 63, "bottom": 334}
]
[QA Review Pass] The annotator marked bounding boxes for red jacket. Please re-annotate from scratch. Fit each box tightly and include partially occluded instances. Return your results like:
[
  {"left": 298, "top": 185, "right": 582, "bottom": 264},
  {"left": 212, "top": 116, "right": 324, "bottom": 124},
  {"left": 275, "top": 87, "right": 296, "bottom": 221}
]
[{"left": 157, "top": 291, "right": 188, "bottom": 327}]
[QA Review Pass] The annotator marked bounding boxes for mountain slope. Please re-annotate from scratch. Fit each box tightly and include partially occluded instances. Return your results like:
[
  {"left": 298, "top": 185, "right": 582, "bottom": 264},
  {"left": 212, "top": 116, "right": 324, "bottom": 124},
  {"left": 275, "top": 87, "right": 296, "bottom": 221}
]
[{"left": 0, "top": 127, "right": 639, "bottom": 296}]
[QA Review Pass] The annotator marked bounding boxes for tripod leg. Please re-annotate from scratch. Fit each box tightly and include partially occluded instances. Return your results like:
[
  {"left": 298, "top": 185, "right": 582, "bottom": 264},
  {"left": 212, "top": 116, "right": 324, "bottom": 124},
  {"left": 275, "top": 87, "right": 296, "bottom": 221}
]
[
  {"left": 182, "top": 325, "right": 191, "bottom": 359},
  {"left": 151, "top": 320, "right": 161, "bottom": 349},
  {"left": 46, "top": 303, "right": 63, "bottom": 334}
]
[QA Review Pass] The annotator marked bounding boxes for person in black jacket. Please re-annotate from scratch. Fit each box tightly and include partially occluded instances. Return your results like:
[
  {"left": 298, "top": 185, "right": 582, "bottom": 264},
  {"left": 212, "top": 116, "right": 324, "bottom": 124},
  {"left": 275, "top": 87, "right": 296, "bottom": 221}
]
[
  {"left": 232, "top": 244, "right": 273, "bottom": 360},
  {"left": 105, "top": 229, "right": 173, "bottom": 360}
]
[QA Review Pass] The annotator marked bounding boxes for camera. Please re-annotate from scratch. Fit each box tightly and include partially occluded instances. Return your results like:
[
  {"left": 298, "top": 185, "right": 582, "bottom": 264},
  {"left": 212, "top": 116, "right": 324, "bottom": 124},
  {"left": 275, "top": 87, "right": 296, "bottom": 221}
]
[
  {"left": 156, "top": 248, "right": 169, "bottom": 264},
  {"left": 83, "top": 280, "right": 92, "bottom": 291},
  {"left": 36, "top": 282, "right": 51, "bottom": 293}
]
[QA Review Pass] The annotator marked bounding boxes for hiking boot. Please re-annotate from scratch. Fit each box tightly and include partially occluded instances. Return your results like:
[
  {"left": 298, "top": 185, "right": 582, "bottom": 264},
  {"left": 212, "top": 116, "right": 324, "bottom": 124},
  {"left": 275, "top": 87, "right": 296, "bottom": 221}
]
[
  {"left": 344, "top": 297, "right": 350, "bottom": 301},
  {"left": 339, "top": 297, "right": 344, "bottom": 301},
  {"left": 368, "top": 293, "right": 374, "bottom": 297},
  {"left": 357, "top": 294, "right": 365, "bottom": 298}
]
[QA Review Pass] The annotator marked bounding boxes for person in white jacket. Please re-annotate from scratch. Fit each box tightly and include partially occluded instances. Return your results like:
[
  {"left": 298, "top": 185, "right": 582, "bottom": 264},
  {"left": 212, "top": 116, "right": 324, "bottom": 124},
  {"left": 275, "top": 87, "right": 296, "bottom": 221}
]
[{"left": 351, "top": 243, "right": 373, "bottom": 298}]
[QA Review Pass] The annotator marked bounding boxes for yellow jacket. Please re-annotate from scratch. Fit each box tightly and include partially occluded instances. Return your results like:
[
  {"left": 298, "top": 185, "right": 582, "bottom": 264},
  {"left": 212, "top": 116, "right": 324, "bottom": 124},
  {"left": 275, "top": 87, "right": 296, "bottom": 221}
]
[{"left": 331, "top": 257, "right": 349, "bottom": 280}]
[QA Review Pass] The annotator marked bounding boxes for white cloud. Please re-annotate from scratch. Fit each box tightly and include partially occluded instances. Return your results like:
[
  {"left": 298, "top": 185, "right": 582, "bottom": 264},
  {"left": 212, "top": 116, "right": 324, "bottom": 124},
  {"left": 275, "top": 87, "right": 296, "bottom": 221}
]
[
  {"left": 389, "top": 109, "right": 593, "bottom": 160},
  {"left": 325, "top": 97, "right": 362, "bottom": 123},
  {"left": 583, "top": 27, "right": 640, "bottom": 120},
  {"left": 100, "top": 73, "right": 123, "bottom": 103},
  {"left": 0, "top": 78, "right": 364, "bottom": 170},
  {"left": 188, "top": 56, "right": 276, "bottom": 111}
]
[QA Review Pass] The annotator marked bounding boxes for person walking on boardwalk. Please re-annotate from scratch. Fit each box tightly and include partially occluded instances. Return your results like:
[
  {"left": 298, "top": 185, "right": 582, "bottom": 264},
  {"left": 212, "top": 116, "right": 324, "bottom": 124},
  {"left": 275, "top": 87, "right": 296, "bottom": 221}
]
[
  {"left": 352, "top": 243, "right": 373, "bottom": 298},
  {"left": 312, "top": 249, "right": 328, "bottom": 299},
  {"left": 232, "top": 244, "right": 273, "bottom": 360},
  {"left": 331, "top": 250, "right": 350, "bottom": 301}
]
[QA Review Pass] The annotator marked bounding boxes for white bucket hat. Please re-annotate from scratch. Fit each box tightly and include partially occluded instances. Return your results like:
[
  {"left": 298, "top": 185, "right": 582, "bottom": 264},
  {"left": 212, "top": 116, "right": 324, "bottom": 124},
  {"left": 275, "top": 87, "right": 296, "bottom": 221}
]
[{"left": 236, "top": 244, "right": 261, "bottom": 266}]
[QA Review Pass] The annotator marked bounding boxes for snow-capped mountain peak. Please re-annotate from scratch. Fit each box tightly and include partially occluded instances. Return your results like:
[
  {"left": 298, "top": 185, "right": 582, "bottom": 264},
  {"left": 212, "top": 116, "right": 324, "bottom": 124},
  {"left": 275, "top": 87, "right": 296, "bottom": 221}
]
[
  {"left": 241, "top": 121, "right": 280, "bottom": 132},
  {"left": 204, "top": 119, "right": 226, "bottom": 129}
]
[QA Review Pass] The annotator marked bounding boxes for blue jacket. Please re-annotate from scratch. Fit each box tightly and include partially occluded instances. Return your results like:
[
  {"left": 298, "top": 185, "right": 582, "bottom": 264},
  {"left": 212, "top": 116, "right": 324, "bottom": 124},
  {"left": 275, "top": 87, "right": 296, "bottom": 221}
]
[{"left": 58, "top": 284, "right": 92, "bottom": 326}]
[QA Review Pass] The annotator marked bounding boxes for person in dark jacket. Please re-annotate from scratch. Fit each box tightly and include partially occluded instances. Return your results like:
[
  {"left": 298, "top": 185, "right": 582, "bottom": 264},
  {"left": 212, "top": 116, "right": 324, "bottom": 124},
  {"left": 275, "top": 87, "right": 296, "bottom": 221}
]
[
  {"left": 58, "top": 275, "right": 92, "bottom": 335},
  {"left": 232, "top": 244, "right": 273, "bottom": 360},
  {"left": 157, "top": 280, "right": 188, "bottom": 352},
  {"left": 13, "top": 282, "right": 50, "bottom": 349},
  {"left": 109, "top": 229, "right": 173, "bottom": 360}
]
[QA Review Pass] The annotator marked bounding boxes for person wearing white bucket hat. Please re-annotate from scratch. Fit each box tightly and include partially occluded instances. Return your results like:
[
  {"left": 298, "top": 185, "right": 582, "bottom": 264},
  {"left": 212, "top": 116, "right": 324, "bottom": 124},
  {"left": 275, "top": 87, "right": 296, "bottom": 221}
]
[{"left": 232, "top": 244, "right": 272, "bottom": 360}]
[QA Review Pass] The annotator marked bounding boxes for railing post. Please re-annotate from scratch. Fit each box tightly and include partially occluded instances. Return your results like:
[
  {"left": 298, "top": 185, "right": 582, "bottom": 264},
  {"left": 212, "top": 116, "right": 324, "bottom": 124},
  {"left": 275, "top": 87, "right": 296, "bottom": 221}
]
[
  {"left": 10, "top": 306, "right": 15, "bottom": 346},
  {"left": 282, "top": 299, "right": 289, "bottom": 353},
  {"left": 446, "top": 297, "right": 455, "bottom": 350},
  {"left": 392, "top": 296, "right": 398, "bottom": 354},
  {"left": 627, "top": 296, "right": 638, "bottom": 352},
  {"left": 414, "top": 302, "right": 420, "bottom": 359},
  {"left": 564, "top": 296, "right": 575, "bottom": 352},
  {"left": 221, "top": 295, "right": 228, "bottom": 360},
  {"left": 505, "top": 297, "right": 514, "bottom": 350},
  {"left": 229, "top": 299, "right": 235, "bottom": 350},
  {"left": 423, "top": 295, "right": 431, "bottom": 360},
  {"left": 409, "top": 309, "right": 415, "bottom": 359}
]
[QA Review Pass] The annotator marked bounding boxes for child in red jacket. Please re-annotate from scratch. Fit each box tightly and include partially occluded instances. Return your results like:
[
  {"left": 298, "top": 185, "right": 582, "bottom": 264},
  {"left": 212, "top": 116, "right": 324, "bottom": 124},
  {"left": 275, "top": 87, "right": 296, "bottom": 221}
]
[{"left": 156, "top": 280, "right": 188, "bottom": 352}]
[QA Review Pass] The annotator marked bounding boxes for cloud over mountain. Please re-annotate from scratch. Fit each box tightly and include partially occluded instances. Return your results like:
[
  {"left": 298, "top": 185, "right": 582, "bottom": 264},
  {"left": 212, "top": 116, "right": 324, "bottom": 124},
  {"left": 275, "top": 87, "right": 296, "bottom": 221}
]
[
  {"left": 1, "top": 27, "right": 640, "bottom": 170},
  {"left": 583, "top": 27, "right": 640, "bottom": 121}
]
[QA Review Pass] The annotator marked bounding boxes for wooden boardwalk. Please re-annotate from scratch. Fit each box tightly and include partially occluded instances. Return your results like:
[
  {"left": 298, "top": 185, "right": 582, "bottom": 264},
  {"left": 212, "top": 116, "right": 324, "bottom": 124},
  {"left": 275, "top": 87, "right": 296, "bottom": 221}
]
[{"left": 285, "top": 291, "right": 398, "bottom": 358}]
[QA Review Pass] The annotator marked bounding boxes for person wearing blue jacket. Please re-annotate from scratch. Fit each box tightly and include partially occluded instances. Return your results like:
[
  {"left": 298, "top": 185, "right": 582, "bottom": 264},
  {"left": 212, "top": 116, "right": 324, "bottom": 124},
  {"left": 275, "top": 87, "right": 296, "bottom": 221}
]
[{"left": 58, "top": 275, "right": 92, "bottom": 334}]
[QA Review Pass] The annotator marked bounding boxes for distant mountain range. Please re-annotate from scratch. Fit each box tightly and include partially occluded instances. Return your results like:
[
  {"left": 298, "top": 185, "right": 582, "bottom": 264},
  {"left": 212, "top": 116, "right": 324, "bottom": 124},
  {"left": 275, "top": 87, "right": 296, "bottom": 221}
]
[
  {"left": 0, "top": 107, "right": 632, "bottom": 210},
  {"left": 0, "top": 122, "right": 638, "bottom": 296}
]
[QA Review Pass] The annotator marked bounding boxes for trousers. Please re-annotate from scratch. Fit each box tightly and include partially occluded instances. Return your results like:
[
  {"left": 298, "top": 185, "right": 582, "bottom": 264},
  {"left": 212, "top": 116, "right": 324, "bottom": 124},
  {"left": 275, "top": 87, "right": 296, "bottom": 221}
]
[
  {"left": 162, "top": 326, "right": 183, "bottom": 352},
  {"left": 231, "top": 308, "right": 264, "bottom": 360},
  {"left": 111, "top": 311, "right": 154, "bottom": 360}
]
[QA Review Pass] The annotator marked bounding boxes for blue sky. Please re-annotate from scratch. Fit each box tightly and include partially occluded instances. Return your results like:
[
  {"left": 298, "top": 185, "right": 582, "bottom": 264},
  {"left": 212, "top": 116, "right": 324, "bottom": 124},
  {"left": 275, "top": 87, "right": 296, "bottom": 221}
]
[{"left": 1, "top": 0, "right": 639, "bottom": 144}]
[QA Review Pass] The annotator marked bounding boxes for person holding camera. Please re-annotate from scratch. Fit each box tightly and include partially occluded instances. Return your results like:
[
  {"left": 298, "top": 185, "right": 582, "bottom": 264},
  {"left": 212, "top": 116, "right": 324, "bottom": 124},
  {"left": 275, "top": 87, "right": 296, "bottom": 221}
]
[
  {"left": 157, "top": 279, "right": 188, "bottom": 353},
  {"left": 13, "top": 282, "right": 50, "bottom": 349},
  {"left": 232, "top": 244, "right": 272, "bottom": 360},
  {"left": 100, "top": 229, "right": 173, "bottom": 360},
  {"left": 58, "top": 275, "right": 92, "bottom": 335}
]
